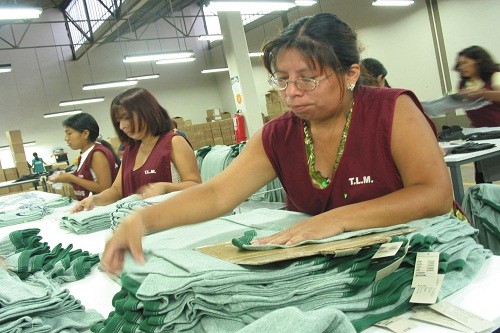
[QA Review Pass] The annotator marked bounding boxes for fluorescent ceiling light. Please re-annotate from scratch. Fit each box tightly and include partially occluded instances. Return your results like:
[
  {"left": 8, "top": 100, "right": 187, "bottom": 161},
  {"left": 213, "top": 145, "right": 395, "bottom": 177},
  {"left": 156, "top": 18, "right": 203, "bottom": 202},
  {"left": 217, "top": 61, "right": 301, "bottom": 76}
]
[
  {"left": 372, "top": 0, "right": 414, "bottom": 6},
  {"left": 59, "top": 97, "right": 105, "bottom": 106},
  {"left": 82, "top": 80, "right": 138, "bottom": 90},
  {"left": 23, "top": 141, "right": 37, "bottom": 147},
  {"left": 199, "top": 34, "right": 223, "bottom": 42},
  {"left": 0, "top": 6, "right": 42, "bottom": 20},
  {"left": 126, "top": 74, "right": 160, "bottom": 81},
  {"left": 44, "top": 109, "right": 82, "bottom": 119},
  {"left": 249, "top": 52, "right": 264, "bottom": 57},
  {"left": 206, "top": 1, "right": 295, "bottom": 12},
  {"left": 0, "top": 141, "right": 39, "bottom": 150},
  {"left": 123, "top": 51, "right": 194, "bottom": 63},
  {"left": 201, "top": 67, "right": 229, "bottom": 74},
  {"left": 156, "top": 57, "right": 196, "bottom": 65},
  {"left": 0, "top": 64, "right": 12, "bottom": 73},
  {"left": 295, "top": 0, "right": 317, "bottom": 6}
]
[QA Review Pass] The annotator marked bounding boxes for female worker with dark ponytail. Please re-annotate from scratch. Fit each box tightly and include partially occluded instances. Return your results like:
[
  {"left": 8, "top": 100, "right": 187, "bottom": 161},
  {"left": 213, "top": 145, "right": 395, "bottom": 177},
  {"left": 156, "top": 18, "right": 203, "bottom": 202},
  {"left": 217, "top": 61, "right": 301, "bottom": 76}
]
[{"left": 50, "top": 112, "right": 120, "bottom": 200}]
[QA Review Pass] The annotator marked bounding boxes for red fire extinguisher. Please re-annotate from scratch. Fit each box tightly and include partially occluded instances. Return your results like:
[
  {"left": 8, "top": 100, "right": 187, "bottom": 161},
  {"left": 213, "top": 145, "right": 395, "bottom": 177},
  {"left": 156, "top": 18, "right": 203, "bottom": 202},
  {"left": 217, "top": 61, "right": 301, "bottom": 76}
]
[{"left": 233, "top": 110, "right": 247, "bottom": 143}]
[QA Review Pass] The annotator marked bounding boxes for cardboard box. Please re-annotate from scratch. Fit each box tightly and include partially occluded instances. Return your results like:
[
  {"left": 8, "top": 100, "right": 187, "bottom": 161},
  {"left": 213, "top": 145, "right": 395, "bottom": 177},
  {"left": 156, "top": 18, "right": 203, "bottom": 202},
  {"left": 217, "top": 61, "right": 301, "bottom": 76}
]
[
  {"left": 220, "top": 119, "right": 234, "bottom": 129},
  {"left": 10, "top": 143, "right": 24, "bottom": 153},
  {"left": 14, "top": 152, "right": 28, "bottom": 163},
  {"left": 223, "top": 136, "right": 235, "bottom": 145},
  {"left": 6, "top": 130, "right": 23, "bottom": 144},
  {"left": 16, "top": 165, "right": 30, "bottom": 176},
  {"left": 21, "top": 183, "right": 32, "bottom": 191},
  {"left": 3, "top": 168, "right": 18, "bottom": 181},
  {"left": 206, "top": 109, "right": 221, "bottom": 118},
  {"left": 211, "top": 128, "right": 222, "bottom": 138},
  {"left": 221, "top": 128, "right": 233, "bottom": 137},
  {"left": 172, "top": 117, "right": 185, "bottom": 127},
  {"left": 9, "top": 185, "right": 22, "bottom": 193},
  {"left": 209, "top": 121, "right": 220, "bottom": 129},
  {"left": 213, "top": 137, "right": 224, "bottom": 145},
  {"left": 221, "top": 112, "right": 231, "bottom": 120}
]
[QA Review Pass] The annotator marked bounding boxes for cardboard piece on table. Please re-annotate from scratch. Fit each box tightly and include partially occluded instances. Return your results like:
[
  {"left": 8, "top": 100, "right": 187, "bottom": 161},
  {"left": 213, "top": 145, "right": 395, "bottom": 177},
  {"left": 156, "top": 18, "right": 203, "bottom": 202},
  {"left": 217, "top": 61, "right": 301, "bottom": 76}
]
[{"left": 196, "top": 227, "right": 418, "bottom": 265}]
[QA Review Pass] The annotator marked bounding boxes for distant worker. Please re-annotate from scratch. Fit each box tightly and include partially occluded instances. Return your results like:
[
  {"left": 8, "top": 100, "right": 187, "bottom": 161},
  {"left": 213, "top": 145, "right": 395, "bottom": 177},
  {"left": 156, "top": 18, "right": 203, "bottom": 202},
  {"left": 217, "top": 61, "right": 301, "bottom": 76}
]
[
  {"left": 361, "top": 58, "right": 391, "bottom": 88},
  {"left": 31, "top": 152, "right": 48, "bottom": 174}
]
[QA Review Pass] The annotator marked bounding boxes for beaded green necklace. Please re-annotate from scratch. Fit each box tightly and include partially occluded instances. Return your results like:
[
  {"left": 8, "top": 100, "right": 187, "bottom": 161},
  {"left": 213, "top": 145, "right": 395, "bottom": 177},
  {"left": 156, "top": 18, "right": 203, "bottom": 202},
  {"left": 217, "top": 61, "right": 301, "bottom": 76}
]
[{"left": 303, "top": 103, "right": 353, "bottom": 189}]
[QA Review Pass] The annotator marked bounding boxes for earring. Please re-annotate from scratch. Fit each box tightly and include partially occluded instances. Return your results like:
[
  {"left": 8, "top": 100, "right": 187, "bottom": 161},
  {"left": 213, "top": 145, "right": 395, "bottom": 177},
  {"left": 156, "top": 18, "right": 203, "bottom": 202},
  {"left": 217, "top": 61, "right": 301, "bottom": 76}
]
[{"left": 347, "top": 83, "right": 355, "bottom": 91}]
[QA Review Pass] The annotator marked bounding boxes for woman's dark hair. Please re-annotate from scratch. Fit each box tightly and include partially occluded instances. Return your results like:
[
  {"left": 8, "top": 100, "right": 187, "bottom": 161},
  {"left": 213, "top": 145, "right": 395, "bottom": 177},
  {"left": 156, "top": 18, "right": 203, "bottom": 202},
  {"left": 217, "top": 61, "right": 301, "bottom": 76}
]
[
  {"left": 63, "top": 113, "right": 100, "bottom": 142},
  {"left": 110, "top": 88, "right": 173, "bottom": 145},
  {"left": 360, "top": 58, "right": 391, "bottom": 88},
  {"left": 454, "top": 45, "right": 499, "bottom": 89},
  {"left": 63, "top": 112, "right": 120, "bottom": 166},
  {"left": 33, "top": 152, "right": 40, "bottom": 161},
  {"left": 262, "top": 12, "right": 360, "bottom": 94}
]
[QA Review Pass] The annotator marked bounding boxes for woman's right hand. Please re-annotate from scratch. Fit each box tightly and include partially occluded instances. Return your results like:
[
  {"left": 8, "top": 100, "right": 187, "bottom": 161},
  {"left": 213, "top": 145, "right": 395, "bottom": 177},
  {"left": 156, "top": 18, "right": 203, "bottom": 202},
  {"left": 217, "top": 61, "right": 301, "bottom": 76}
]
[
  {"left": 71, "top": 196, "right": 96, "bottom": 213},
  {"left": 101, "top": 211, "right": 147, "bottom": 275}
]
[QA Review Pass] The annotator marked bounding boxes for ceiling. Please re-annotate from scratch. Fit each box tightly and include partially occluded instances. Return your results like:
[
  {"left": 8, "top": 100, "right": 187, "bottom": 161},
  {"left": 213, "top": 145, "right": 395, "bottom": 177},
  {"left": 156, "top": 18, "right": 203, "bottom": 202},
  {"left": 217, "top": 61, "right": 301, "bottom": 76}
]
[
  {"left": 0, "top": 0, "right": 206, "bottom": 59},
  {"left": 1, "top": 0, "right": 69, "bottom": 11}
]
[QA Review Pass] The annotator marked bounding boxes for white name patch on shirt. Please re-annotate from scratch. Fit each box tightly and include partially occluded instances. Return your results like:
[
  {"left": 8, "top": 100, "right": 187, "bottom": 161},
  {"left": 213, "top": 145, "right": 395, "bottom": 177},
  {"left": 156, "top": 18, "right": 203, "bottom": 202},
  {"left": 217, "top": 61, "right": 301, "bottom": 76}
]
[{"left": 348, "top": 175, "right": 373, "bottom": 185}]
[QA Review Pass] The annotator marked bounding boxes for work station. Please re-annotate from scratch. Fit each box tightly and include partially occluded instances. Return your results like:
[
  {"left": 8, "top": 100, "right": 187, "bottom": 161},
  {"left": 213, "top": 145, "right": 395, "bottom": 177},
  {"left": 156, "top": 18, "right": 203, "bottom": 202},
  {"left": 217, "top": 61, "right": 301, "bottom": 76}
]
[{"left": 0, "top": 0, "right": 499, "bottom": 332}]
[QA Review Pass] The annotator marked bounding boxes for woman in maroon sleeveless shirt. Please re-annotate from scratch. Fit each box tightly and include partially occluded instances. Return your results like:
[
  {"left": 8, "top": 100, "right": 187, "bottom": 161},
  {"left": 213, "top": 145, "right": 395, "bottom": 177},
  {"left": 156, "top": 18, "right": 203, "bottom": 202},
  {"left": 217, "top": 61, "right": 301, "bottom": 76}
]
[
  {"left": 100, "top": 13, "right": 453, "bottom": 275},
  {"left": 72, "top": 88, "right": 201, "bottom": 212},
  {"left": 454, "top": 46, "right": 500, "bottom": 183},
  {"left": 454, "top": 46, "right": 500, "bottom": 128},
  {"left": 49, "top": 113, "right": 120, "bottom": 200}
]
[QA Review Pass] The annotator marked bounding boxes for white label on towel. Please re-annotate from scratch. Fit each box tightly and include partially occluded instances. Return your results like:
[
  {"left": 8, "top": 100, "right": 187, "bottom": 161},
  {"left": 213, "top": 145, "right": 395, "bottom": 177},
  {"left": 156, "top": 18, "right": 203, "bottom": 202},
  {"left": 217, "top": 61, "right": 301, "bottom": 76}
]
[
  {"left": 375, "top": 317, "right": 416, "bottom": 332},
  {"left": 375, "top": 242, "right": 408, "bottom": 282},
  {"left": 372, "top": 241, "right": 403, "bottom": 259},
  {"left": 412, "top": 252, "right": 439, "bottom": 287},
  {"left": 411, "top": 307, "right": 471, "bottom": 332},
  {"left": 410, "top": 274, "right": 444, "bottom": 304},
  {"left": 430, "top": 301, "right": 496, "bottom": 332}
]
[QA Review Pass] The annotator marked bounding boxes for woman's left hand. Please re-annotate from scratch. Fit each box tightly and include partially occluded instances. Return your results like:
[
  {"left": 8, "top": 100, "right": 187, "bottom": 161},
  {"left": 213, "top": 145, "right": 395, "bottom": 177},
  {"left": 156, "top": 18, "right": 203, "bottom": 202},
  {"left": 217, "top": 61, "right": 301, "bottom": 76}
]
[
  {"left": 461, "top": 88, "right": 485, "bottom": 100},
  {"left": 138, "top": 183, "right": 167, "bottom": 199},
  {"left": 251, "top": 216, "right": 345, "bottom": 246},
  {"left": 49, "top": 172, "right": 72, "bottom": 183}
]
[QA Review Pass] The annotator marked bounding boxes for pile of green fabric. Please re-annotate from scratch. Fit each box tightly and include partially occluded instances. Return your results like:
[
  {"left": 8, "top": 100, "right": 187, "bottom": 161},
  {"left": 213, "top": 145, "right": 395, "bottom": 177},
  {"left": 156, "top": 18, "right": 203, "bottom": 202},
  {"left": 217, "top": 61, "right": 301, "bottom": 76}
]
[
  {"left": 0, "top": 228, "right": 104, "bottom": 332},
  {"left": 92, "top": 212, "right": 491, "bottom": 333}
]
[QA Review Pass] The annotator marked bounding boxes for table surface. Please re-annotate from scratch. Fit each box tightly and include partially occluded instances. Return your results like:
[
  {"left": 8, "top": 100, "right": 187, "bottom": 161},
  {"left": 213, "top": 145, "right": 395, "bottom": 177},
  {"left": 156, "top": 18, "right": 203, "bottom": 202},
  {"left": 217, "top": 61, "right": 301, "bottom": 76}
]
[
  {"left": 0, "top": 196, "right": 498, "bottom": 332},
  {"left": 0, "top": 178, "right": 40, "bottom": 188},
  {"left": 442, "top": 138, "right": 500, "bottom": 163}
]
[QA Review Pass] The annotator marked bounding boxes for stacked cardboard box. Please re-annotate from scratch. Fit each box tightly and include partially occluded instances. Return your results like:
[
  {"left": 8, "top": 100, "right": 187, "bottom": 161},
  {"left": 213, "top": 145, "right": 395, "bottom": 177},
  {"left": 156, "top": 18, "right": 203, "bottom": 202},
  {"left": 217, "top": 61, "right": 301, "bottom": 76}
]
[
  {"left": 177, "top": 118, "right": 236, "bottom": 150},
  {"left": 6, "top": 130, "right": 31, "bottom": 191},
  {"left": 0, "top": 159, "right": 9, "bottom": 195},
  {"left": 206, "top": 109, "right": 231, "bottom": 122},
  {"left": 172, "top": 117, "right": 192, "bottom": 128},
  {"left": 45, "top": 182, "right": 76, "bottom": 199},
  {"left": 3, "top": 167, "right": 21, "bottom": 193},
  {"left": 265, "top": 90, "right": 288, "bottom": 121}
]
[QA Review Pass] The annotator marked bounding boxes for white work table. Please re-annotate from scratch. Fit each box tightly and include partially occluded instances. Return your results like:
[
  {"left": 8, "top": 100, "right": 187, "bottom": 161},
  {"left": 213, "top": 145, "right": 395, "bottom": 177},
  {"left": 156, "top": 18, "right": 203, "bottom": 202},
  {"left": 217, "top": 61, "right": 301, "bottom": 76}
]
[
  {"left": 0, "top": 198, "right": 498, "bottom": 332},
  {"left": 442, "top": 127, "right": 500, "bottom": 204}
]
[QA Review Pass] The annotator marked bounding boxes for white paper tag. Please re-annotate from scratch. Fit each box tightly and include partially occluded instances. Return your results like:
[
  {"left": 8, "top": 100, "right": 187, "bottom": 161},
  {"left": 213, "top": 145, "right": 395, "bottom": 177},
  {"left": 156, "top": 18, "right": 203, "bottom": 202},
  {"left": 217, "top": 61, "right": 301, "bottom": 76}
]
[
  {"left": 375, "top": 317, "right": 417, "bottom": 332},
  {"left": 411, "top": 307, "right": 472, "bottom": 332},
  {"left": 375, "top": 242, "right": 409, "bottom": 282},
  {"left": 372, "top": 241, "right": 403, "bottom": 259},
  {"left": 410, "top": 274, "right": 444, "bottom": 304},
  {"left": 430, "top": 301, "right": 496, "bottom": 332},
  {"left": 412, "top": 252, "right": 439, "bottom": 287}
]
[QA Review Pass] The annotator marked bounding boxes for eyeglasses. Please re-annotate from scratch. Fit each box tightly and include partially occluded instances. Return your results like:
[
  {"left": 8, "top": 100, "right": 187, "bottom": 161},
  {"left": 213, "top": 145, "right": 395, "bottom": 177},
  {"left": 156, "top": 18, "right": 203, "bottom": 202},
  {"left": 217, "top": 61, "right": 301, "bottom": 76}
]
[{"left": 267, "top": 72, "right": 335, "bottom": 91}]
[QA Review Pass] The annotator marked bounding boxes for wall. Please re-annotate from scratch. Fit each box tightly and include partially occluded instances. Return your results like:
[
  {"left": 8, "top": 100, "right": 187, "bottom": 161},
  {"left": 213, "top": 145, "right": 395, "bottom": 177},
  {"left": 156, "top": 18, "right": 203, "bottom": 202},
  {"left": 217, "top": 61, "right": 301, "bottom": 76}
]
[{"left": 0, "top": 0, "right": 499, "bottom": 167}]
